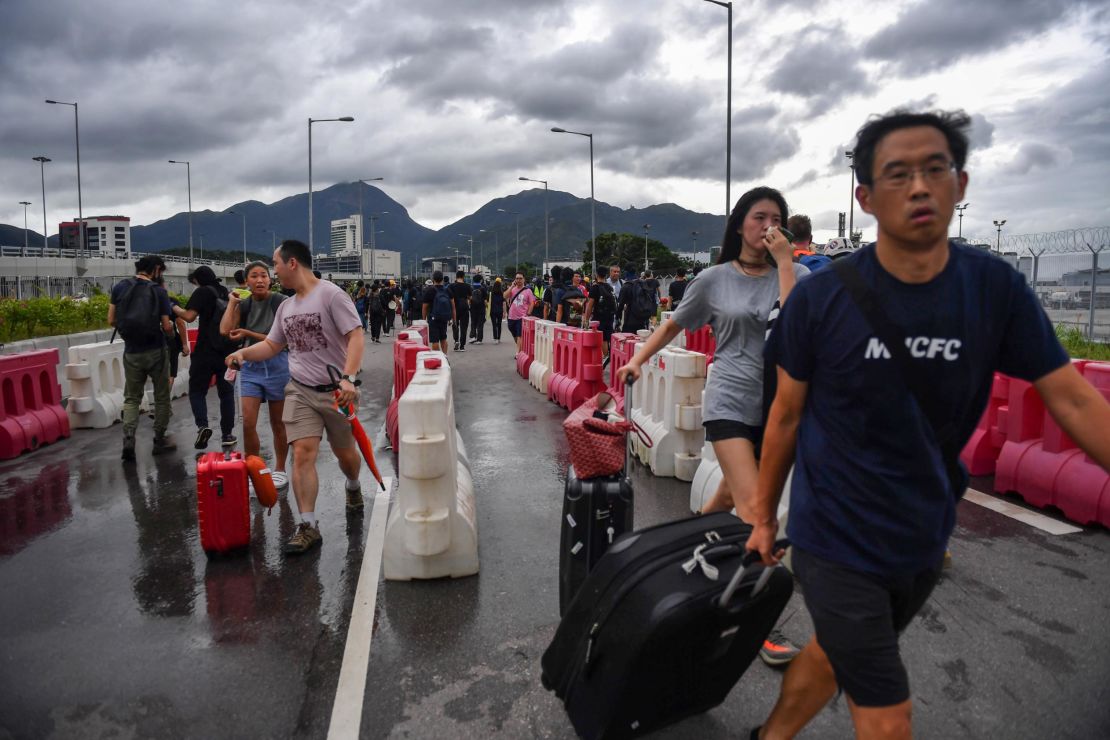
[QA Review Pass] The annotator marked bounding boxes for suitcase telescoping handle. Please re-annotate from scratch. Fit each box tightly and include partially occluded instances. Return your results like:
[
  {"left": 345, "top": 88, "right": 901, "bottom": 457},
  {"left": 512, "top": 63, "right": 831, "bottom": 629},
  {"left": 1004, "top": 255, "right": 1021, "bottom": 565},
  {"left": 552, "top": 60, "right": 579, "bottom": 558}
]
[
  {"left": 624, "top": 375, "right": 634, "bottom": 474},
  {"left": 719, "top": 538, "right": 790, "bottom": 607}
]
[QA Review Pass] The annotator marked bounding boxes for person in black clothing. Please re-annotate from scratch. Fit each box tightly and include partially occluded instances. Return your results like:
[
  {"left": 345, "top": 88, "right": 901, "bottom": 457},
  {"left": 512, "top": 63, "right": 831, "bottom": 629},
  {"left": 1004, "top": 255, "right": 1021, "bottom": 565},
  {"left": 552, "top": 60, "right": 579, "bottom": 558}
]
[
  {"left": 583, "top": 265, "right": 617, "bottom": 357},
  {"left": 154, "top": 274, "right": 190, "bottom": 401},
  {"left": 617, "top": 275, "right": 650, "bottom": 333},
  {"left": 448, "top": 270, "right": 472, "bottom": 351},
  {"left": 173, "top": 265, "right": 236, "bottom": 449},
  {"left": 421, "top": 271, "right": 455, "bottom": 353},
  {"left": 555, "top": 266, "right": 585, "bottom": 326},
  {"left": 667, "top": 267, "right": 689, "bottom": 310},
  {"left": 382, "top": 280, "right": 398, "bottom": 335},
  {"left": 540, "top": 265, "right": 560, "bottom": 320},
  {"left": 368, "top": 285, "right": 386, "bottom": 343},
  {"left": 489, "top": 277, "right": 505, "bottom": 343},
  {"left": 469, "top": 274, "right": 488, "bottom": 344}
]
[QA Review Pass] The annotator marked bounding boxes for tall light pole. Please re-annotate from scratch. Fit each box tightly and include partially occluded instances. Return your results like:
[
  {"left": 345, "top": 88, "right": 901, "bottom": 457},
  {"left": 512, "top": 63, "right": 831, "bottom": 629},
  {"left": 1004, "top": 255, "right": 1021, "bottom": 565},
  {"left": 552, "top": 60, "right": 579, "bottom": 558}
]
[
  {"left": 480, "top": 228, "right": 499, "bottom": 277},
  {"left": 19, "top": 201, "right": 31, "bottom": 251},
  {"left": 845, "top": 149, "right": 856, "bottom": 242},
  {"left": 993, "top": 219, "right": 1006, "bottom": 254},
  {"left": 263, "top": 229, "right": 276, "bottom": 250},
  {"left": 45, "top": 100, "right": 84, "bottom": 258},
  {"left": 498, "top": 207, "right": 520, "bottom": 274},
  {"left": 458, "top": 233, "right": 474, "bottom": 271},
  {"left": 691, "top": 230, "right": 699, "bottom": 264},
  {"left": 168, "top": 159, "right": 193, "bottom": 265},
  {"left": 357, "top": 177, "right": 384, "bottom": 282},
  {"left": 551, "top": 127, "right": 596, "bottom": 275},
  {"left": 956, "top": 203, "right": 970, "bottom": 238},
  {"left": 229, "top": 210, "right": 247, "bottom": 264},
  {"left": 642, "top": 224, "right": 651, "bottom": 272},
  {"left": 33, "top": 156, "right": 51, "bottom": 250},
  {"left": 702, "top": 0, "right": 733, "bottom": 216},
  {"left": 199, "top": 233, "right": 206, "bottom": 261},
  {"left": 370, "top": 212, "right": 388, "bottom": 280},
  {"left": 307, "top": 116, "right": 355, "bottom": 253},
  {"left": 518, "top": 177, "right": 549, "bottom": 272}
]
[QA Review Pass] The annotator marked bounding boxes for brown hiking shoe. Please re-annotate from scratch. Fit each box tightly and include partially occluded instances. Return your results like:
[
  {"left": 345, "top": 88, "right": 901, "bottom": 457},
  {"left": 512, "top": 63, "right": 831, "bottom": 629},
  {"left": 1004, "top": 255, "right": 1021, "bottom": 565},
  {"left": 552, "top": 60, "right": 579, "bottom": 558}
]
[
  {"left": 283, "top": 522, "right": 322, "bottom": 555},
  {"left": 346, "top": 484, "right": 365, "bottom": 512}
]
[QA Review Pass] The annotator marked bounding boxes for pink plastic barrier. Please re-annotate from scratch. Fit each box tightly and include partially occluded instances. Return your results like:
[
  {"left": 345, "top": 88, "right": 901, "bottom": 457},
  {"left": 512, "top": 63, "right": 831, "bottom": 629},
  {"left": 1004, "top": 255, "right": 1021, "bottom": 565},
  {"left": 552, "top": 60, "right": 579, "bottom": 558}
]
[
  {"left": 993, "top": 376, "right": 1046, "bottom": 495},
  {"left": 0, "top": 349, "right": 71, "bottom": 460},
  {"left": 397, "top": 325, "right": 428, "bottom": 347},
  {"left": 960, "top": 373, "right": 1011, "bottom": 475},
  {"left": 548, "top": 326, "right": 604, "bottom": 411},
  {"left": 387, "top": 338, "right": 429, "bottom": 451},
  {"left": 1054, "top": 362, "right": 1110, "bottom": 526},
  {"left": 515, "top": 317, "right": 537, "bottom": 379},
  {"left": 606, "top": 333, "right": 640, "bottom": 414},
  {"left": 684, "top": 326, "right": 716, "bottom": 364}
]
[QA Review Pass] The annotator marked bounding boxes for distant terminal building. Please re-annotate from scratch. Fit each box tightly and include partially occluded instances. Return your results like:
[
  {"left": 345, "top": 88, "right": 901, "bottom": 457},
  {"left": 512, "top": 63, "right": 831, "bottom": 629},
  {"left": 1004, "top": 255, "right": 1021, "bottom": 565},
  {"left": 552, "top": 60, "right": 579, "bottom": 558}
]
[
  {"left": 315, "top": 248, "right": 401, "bottom": 280},
  {"left": 330, "top": 215, "right": 362, "bottom": 256},
  {"left": 59, "top": 216, "right": 131, "bottom": 256}
]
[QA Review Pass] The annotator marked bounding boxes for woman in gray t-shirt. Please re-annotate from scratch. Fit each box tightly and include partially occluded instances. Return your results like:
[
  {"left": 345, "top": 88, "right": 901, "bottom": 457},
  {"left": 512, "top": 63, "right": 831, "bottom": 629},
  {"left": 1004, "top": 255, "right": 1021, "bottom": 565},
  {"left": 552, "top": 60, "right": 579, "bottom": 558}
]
[{"left": 618, "top": 187, "right": 807, "bottom": 516}]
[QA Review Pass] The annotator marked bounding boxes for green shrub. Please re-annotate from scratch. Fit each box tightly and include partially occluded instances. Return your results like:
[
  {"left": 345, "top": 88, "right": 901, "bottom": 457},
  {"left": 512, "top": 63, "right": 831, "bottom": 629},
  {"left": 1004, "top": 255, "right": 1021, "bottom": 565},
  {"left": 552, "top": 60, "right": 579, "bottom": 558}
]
[
  {"left": 1055, "top": 325, "right": 1110, "bottom": 361},
  {"left": 0, "top": 295, "right": 112, "bottom": 343}
]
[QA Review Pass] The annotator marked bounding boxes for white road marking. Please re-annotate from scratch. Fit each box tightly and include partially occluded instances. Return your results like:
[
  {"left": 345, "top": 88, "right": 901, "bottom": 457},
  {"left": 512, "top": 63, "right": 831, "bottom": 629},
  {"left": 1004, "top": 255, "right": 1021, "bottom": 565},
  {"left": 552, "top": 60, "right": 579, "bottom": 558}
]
[
  {"left": 327, "top": 482, "right": 392, "bottom": 740},
  {"left": 964, "top": 488, "right": 1083, "bottom": 535}
]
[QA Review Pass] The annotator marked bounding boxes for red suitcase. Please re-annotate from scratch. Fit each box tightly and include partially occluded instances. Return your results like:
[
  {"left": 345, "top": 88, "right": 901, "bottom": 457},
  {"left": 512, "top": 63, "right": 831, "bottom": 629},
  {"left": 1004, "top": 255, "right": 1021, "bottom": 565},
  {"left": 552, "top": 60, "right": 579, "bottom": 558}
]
[{"left": 196, "top": 449, "right": 251, "bottom": 555}]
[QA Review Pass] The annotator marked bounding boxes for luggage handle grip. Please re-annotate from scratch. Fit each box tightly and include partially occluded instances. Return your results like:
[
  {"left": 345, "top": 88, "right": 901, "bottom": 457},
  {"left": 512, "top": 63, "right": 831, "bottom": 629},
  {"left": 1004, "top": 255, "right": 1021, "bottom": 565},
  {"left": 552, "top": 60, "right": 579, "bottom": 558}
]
[{"left": 719, "top": 538, "right": 789, "bottom": 608}]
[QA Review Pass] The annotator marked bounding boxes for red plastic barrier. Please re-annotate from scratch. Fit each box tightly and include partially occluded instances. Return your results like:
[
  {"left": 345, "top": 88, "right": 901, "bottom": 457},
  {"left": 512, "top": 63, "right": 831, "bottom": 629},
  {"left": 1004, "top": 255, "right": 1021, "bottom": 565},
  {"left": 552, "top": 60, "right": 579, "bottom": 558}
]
[
  {"left": 386, "top": 338, "right": 429, "bottom": 450},
  {"left": 684, "top": 325, "right": 716, "bottom": 364},
  {"left": 994, "top": 376, "right": 1046, "bottom": 496},
  {"left": 606, "top": 333, "right": 640, "bottom": 414},
  {"left": 187, "top": 327, "right": 199, "bottom": 352},
  {"left": 398, "top": 326, "right": 428, "bottom": 346},
  {"left": 960, "top": 373, "right": 1011, "bottom": 475},
  {"left": 1054, "top": 362, "right": 1110, "bottom": 526},
  {"left": 515, "top": 317, "right": 537, "bottom": 379},
  {"left": 0, "top": 350, "right": 71, "bottom": 460},
  {"left": 548, "top": 326, "right": 604, "bottom": 411}
]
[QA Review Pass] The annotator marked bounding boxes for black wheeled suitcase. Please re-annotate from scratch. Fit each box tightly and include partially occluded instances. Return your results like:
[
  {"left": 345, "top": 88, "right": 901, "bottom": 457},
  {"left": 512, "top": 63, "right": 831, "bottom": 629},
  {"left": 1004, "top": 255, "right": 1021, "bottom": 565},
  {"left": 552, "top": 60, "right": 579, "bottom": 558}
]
[
  {"left": 542, "top": 512, "right": 793, "bottom": 740},
  {"left": 559, "top": 379, "right": 637, "bottom": 615}
]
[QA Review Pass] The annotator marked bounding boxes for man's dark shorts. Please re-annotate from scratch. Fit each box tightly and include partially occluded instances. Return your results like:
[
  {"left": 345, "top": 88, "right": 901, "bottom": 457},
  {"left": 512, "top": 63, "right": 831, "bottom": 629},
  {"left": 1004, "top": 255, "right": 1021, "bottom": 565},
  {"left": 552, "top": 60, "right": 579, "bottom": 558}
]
[
  {"left": 428, "top": 318, "right": 449, "bottom": 344},
  {"left": 507, "top": 318, "right": 523, "bottom": 338},
  {"left": 793, "top": 546, "right": 943, "bottom": 707},
  {"left": 703, "top": 419, "right": 762, "bottom": 445}
]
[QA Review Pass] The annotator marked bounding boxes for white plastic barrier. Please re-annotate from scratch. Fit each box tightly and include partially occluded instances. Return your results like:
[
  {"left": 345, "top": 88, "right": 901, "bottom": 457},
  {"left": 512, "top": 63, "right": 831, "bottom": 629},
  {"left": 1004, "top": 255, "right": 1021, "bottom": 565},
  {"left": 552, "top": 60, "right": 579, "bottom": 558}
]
[
  {"left": 528, "top": 319, "right": 557, "bottom": 394},
  {"left": 629, "top": 345, "right": 707, "bottom": 480},
  {"left": 65, "top": 341, "right": 126, "bottom": 428},
  {"left": 140, "top": 350, "right": 191, "bottom": 411},
  {"left": 660, "top": 311, "right": 685, "bottom": 348},
  {"left": 384, "top": 350, "right": 479, "bottom": 580}
]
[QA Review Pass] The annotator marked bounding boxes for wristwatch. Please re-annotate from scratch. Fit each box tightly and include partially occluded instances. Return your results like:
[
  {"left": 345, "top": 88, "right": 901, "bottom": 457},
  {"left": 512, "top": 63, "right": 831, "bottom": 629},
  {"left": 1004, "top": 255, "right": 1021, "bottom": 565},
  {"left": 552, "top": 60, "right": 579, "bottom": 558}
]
[{"left": 340, "top": 374, "right": 362, "bottom": 387}]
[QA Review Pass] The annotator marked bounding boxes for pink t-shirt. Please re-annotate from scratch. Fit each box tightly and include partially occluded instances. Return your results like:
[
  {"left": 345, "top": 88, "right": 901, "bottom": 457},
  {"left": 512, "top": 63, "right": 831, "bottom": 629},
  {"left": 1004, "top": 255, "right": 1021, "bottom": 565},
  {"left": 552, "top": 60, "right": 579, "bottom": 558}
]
[
  {"left": 506, "top": 285, "right": 537, "bottom": 320},
  {"left": 267, "top": 280, "right": 362, "bottom": 386}
]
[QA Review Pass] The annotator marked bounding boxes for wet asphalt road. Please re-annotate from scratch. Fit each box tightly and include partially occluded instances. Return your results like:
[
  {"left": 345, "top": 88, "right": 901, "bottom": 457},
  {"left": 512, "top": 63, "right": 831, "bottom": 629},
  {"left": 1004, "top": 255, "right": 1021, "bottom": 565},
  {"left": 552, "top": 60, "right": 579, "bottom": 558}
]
[{"left": 2, "top": 319, "right": 1109, "bottom": 739}]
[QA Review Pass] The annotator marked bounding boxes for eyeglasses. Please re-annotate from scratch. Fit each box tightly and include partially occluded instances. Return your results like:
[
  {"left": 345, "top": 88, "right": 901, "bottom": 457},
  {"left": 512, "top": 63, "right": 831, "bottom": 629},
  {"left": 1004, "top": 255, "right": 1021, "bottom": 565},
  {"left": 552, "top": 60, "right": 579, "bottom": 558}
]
[{"left": 874, "top": 160, "right": 958, "bottom": 189}]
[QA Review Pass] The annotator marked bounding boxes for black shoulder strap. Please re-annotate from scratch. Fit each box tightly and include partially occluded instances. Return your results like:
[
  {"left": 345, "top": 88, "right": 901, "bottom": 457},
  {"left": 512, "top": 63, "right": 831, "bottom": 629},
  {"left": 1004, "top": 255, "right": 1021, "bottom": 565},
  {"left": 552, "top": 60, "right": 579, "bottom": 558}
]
[{"left": 832, "top": 258, "right": 964, "bottom": 487}]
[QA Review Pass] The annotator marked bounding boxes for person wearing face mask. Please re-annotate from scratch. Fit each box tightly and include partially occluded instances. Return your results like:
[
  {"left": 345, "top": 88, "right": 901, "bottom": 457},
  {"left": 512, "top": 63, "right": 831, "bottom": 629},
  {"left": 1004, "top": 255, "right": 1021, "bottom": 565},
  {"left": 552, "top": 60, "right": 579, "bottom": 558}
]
[
  {"left": 618, "top": 186, "right": 808, "bottom": 667},
  {"left": 220, "top": 261, "right": 290, "bottom": 491}
]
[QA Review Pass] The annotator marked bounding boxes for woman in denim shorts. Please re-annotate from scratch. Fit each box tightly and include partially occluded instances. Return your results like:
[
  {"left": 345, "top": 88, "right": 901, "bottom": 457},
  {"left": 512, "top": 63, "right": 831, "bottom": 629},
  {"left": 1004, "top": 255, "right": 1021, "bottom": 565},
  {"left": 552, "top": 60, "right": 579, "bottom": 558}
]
[{"left": 221, "top": 261, "right": 291, "bottom": 490}]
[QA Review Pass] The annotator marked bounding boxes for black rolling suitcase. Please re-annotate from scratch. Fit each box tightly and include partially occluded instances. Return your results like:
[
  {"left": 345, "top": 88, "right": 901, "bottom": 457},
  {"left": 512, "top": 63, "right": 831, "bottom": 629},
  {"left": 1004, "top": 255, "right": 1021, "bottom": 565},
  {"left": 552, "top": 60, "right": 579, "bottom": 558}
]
[
  {"left": 559, "top": 380, "right": 636, "bottom": 615},
  {"left": 542, "top": 512, "right": 793, "bottom": 740}
]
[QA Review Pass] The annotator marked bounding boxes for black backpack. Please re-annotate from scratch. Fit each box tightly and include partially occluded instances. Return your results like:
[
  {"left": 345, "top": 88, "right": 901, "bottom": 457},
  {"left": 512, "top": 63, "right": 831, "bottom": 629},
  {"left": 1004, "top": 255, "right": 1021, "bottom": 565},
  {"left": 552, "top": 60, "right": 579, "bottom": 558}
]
[
  {"left": 115, "top": 278, "right": 163, "bottom": 345},
  {"left": 203, "top": 286, "right": 238, "bottom": 354},
  {"left": 431, "top": 284, "right": 454, "bottom": 320},
  {"left": 595, "top": 283, "right": 616, "bottom": 315},
  {"left": 629, "top": 280, "right": 657, "bottom": 318}
]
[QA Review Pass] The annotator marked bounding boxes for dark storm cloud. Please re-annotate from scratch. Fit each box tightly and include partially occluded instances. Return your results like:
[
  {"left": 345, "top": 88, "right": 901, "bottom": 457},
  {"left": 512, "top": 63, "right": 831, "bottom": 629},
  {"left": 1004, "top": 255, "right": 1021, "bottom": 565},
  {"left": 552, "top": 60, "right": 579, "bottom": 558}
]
[
  {"left": 1004, "top": 143, "right": 1068, "bottom": 175},
  {"left": 968, "top": 113, "right": 996, "bottom": 150},
  {"left": 863, "top": 0, "right": 1081, "bottom": 75},
  {"left": 767, "top": 25, "right": 875, "bottom": 107}
]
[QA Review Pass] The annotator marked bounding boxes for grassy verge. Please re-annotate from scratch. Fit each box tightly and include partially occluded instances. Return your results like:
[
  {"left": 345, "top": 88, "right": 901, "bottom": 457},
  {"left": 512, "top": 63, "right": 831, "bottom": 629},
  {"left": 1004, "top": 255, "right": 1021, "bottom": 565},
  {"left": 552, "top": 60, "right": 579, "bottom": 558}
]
[
  {"left": 0, "top": 295, "right": 112, "bottom": 343},
  {"left": 1055, "top": 325, "right": 1110, "bottom": 361}
]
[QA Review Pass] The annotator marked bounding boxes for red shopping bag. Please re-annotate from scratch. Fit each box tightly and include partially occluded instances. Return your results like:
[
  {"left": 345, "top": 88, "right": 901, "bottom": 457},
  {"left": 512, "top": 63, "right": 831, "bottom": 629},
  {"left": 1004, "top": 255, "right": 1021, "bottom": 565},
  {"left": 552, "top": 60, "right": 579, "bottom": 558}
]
[{"left": 563, "top": 391, "right": 651, "bottom": 480}]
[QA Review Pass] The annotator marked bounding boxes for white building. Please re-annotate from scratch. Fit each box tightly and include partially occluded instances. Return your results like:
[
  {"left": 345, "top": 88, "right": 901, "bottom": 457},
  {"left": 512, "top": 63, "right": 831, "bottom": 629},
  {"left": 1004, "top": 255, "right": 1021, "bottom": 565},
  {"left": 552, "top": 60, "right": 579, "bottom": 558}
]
[
  {"left": 59, "top": 215, "right": 131, "bottom": 256},
  {"left": 330, "top": 215, "right": 362, "bottom": 256},
  {"left": 364, "top": 249, "right": 401, "bottom": 280}
]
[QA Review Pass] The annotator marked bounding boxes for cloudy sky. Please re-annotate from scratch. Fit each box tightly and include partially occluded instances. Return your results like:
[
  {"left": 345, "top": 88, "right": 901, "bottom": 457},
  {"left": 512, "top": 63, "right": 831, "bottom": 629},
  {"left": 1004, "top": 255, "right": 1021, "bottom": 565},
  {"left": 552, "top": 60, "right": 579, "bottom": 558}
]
[{"left": 2, "top": 0, "right": 1108, "bottom": 245}]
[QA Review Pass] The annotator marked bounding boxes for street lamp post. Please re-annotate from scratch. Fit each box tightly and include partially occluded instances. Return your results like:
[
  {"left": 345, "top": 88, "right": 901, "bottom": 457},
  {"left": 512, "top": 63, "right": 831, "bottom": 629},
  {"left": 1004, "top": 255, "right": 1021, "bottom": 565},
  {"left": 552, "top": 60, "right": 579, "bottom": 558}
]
[
  {"left": 229, "top": 210, "right": 247, "bottom": 264},
  {"left": 33, "top": 156, "right": 51, "bottom": 250},
  {"left": 846, "top": 149, "right": 856, "bottom": 242},
  {"left": 480, "top": 228, "right": 500, "bottom": 277},
  {"left": 691, "top": 230, "right": 699, "bottom": 264},
  {"left": 642, "top": 224, "right": 651, "bottom": 272},
  {"left": 168, "top": 160, "right": 193, "bottom": 265},
  {"left": 199, "top": 234, "right": 206, "bottom": 261},
  {"left": 45, "top": 100, "right": 84, "bottom": 258},
  {"left": 551, "top": 128, "right": 596, "bottom": 276},
  {"left": 263, "top": 229, "right": 276, "bottom": 250},
  {"left": 19, "top": 201, "right": 31, "bottom": 252},
  {"left": 357, "top": 177, "right": 384, "bottom": 282},
  {"left": 307, "top": 116, "right": 355, "bottom": 253},
  {"left": 369, "top": 212, "right": 388, "bottom": 280},
  {"left": 518, "top": 177, "right": 549, "bottom": 272},
  {"left": 956, "top": 203, "right": 970, "bottom": 238},
  {"left": 458, "top": 233, "right": 474, "bottom": 272},
  {"left": 702, "top": 1, "right": 733, "bottom": 216},
  {"left": 993, "top": 219, "right": 1006, "bottom": 254}
]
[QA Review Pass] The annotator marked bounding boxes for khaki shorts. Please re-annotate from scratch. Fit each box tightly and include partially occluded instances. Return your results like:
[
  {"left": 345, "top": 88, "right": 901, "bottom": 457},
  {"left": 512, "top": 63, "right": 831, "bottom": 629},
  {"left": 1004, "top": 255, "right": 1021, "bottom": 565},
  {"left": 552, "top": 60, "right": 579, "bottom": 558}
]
[{"left": 282, "top": 380, "right": 356, "bottom": 448}]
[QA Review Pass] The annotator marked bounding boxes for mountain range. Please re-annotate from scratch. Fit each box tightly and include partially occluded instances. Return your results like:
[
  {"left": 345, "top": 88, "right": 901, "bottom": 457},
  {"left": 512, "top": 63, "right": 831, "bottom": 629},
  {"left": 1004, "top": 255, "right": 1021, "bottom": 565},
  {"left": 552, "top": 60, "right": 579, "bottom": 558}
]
[{"left": 1, "top": 182, "right": 727, "bottom": 270}]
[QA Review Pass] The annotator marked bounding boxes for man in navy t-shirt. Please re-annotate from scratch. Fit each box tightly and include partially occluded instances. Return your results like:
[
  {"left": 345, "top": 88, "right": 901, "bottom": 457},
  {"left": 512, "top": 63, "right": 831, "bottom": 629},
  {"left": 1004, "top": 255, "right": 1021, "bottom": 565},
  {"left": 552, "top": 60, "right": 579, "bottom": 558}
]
[{"left": 747, "top": 110, "right": 1110, "bottom": 740}]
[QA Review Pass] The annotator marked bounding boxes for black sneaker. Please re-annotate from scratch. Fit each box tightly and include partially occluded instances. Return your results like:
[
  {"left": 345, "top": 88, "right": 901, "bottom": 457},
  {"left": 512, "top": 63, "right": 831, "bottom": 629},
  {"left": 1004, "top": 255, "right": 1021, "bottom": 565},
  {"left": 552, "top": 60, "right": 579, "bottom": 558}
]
[
  {"left": 221, "top": 433, "right": 237, "bottom": 446},
  {"left": 121, "top": 436, "right": 136, "bottom": 462},
  {"left": 152, "top": 435, "right": 177, "bottom": 455},
  {"left": 472, "top": 339, "right": 483, "bottom": 345},
  {"left": 759, "top": 629, "right": 801, "bottom": 666},
  {"left": 454, "top": 342, "right": 460, "bottom": 351},
  {"left": 458, "top": 346, "right": 466, "bottom": 352},
  {"left": 194, "top": 427, "right": 212, "bottom": 450}
]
